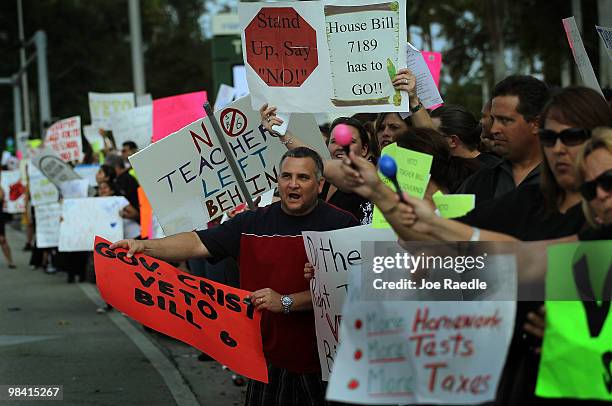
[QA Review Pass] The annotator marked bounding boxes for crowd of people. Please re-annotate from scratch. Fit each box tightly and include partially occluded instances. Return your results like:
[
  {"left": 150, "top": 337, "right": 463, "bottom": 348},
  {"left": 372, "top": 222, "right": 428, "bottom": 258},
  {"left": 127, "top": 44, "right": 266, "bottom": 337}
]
[{"left": 2, "top": 66, "right": 611, "bottom": 405}]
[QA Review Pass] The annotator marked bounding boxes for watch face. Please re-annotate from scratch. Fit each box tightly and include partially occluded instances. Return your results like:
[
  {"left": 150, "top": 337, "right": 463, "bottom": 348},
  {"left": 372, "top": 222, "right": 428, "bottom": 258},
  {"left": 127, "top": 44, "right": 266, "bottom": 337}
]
[{"left": 281, "top": 296, "right": 292, "bottom": 306}]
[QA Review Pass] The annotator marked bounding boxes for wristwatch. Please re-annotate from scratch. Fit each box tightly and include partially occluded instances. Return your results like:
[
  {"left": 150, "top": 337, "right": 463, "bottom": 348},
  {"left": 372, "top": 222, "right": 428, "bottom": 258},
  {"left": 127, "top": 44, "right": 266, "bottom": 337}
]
[
  {"left": 410, "top": 99, "right": 424, "bottom": 114},
  {"left": 280, "top": 295, "right": 293, "bottom": 314}
]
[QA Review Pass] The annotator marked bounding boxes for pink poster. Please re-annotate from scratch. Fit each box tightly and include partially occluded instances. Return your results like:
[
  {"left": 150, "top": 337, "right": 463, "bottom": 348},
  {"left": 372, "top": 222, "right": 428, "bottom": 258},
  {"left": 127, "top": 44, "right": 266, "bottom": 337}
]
[
  {"left": 422, "top": 51, "right": 442, "bottom": 88},
  {"left": 152, "top": 91, "right": 207, "bottom": 142}
]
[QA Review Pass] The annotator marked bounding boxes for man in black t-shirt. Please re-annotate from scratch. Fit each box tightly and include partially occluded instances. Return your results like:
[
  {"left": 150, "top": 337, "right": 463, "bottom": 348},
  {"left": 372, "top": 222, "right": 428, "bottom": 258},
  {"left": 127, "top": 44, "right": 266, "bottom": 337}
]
[{"left": 112, "top": 147, "right": 358, "bottom": 406}]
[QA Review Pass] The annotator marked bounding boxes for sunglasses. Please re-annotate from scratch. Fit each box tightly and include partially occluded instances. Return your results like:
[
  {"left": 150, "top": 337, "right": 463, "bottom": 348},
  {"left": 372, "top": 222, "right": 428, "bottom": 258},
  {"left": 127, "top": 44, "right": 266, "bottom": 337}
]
[
  {"left": 538, "top": 128, "right": 591, "bottom": 148},
  {"left": 580, "top": 169, "right": 612, "bottom": 201}
]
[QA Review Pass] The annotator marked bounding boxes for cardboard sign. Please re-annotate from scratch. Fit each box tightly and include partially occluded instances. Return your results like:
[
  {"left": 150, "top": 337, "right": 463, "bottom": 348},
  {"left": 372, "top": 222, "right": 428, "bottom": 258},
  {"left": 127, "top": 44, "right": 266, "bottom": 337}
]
[
  {"left": 1, "top": 170, "right": 26, "bottom": 214},
  {"left": 372, "top": 144, "right": 433, "bottom": 228},
  {"left": 31, "top": 146, "right": 82, "bottom": 188},
  {"left": 152, "top": 91, "right": 207, "bottom": 142},
  {"left": 327, "top": 301, "right": 516, "bottom": 404},
  {"left": 130, "top": 95, "right": 330, "bottom": 235},
  {"left": 93, "top": 236, "right": 268, "bottom": 382},
  {"left": 238, "top": 0, "right": 408, "bottom": 113},
  {"left": 44, "top": 116, "right": 83, "bottom": 163},
  {"left": 536, "top": 241, "right": 612, "bottom": 401},
  {"left": 303, "top": 225, "right": 396, "bottom": 380},
  {"left": 563, "top": 17, "right": 604, "bottom": 96},
  {"left": 58, "top": 197, "right": 128, "bottom": 252},
  {"left": 110, "top": 105, "right": 153, "bottom": 150},
  {"left": 28, "top": 163, "right": 59, "bottom": 207},
  {"left": 35, "top": 202, "right": 61, "bottom": 248},
  {"left": 88, "top": 92, "right": 135, "bottom": 130}
]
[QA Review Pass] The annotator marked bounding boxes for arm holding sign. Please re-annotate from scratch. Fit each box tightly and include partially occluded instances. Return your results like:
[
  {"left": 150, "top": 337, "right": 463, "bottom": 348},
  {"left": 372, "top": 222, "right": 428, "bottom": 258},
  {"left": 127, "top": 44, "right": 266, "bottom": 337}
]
[
  {"left": 260, "top": 104, "right": 308, "bottom": 150},
  {"left": 110, "top": 231, "right": 209, "bottom": 261},
  {"left": 250, "top": 288, "right": 312, "bottom": 313},
  {"left": 392, "top": 68, "right": 434, "bottom": 129}
]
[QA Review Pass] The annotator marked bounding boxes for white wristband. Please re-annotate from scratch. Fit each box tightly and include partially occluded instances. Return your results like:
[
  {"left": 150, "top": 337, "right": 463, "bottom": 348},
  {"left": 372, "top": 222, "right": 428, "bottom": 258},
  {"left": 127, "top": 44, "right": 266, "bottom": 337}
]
[{"left": 469, "top": 227, "right": 481, "bottom": 242}]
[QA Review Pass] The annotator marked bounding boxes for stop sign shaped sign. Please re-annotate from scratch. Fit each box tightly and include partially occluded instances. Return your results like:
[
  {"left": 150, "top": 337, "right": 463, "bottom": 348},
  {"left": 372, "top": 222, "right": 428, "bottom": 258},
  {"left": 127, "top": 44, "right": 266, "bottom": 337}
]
[{"left": 245, "top": 8, "right": 318, "bottom": 87}]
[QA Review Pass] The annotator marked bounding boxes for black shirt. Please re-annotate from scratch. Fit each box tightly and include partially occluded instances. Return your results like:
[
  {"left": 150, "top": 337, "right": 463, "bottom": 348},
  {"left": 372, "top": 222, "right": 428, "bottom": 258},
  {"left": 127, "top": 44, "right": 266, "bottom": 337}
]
[
  {"left": 476, "top": 152, "right": 503, "bottom": 168},
  {"left": 319, "top": 181, "right": 372, "bottom": 225},
  {"left": 579, "top": 224, "right": 612, "bottom": 240},
  {"left": 113, "top": 171, "right": 140, "bottom": 210},
  {"left": 456, "top": 159, "right": 541, "bottom": 206}
]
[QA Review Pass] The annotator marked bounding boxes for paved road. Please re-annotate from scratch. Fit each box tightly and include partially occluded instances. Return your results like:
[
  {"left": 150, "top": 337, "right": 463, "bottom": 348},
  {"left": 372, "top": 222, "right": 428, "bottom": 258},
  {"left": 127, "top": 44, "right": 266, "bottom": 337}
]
[{"left": 0, "top": 224, "right": 245, "bottom": 405}]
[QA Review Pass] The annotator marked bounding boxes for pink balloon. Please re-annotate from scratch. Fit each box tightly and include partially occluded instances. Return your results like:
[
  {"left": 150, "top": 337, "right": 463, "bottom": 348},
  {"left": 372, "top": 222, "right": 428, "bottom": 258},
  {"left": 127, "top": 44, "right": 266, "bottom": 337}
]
[{"left": 333, "top": 124, "right": 353, "bottom": 147}]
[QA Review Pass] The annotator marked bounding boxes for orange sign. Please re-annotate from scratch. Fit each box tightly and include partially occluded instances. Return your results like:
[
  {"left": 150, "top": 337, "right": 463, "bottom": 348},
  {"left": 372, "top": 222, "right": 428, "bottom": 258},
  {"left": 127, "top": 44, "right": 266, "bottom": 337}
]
[{"left": 93, "top": 236, "right": 268, "bottom": 382}]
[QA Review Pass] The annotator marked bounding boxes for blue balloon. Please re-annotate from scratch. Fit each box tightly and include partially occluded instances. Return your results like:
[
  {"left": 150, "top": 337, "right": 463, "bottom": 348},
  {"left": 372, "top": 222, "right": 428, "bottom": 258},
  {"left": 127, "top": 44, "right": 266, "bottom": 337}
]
[{"left": 378, "top": 155, "right": 397, "bottom": 178}]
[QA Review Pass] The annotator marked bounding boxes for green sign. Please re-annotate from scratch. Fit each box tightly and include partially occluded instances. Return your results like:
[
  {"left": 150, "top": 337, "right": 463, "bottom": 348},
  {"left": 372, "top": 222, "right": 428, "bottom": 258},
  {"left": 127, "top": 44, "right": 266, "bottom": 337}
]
[
  {"left": 432, "top": 191, "right": 475, "bottom": 219},
  {"left": 536, "top": 241, "right": 612, "bottom": 401},
  {"left": 371, "top": 143, "right": 432, "bottom": 229}
]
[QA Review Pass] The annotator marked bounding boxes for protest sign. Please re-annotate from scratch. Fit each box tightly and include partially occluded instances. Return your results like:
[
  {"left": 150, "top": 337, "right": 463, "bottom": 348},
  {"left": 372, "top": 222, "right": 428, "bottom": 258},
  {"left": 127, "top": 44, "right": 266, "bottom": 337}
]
[
  {"left": 406, "top": 44, "right": 443, "bottom": 109},
  {"left": 422, "top": 51, "right": 442, "bottom": 88},
  {"left": 59, "top": 179, "right": 90, "bottom": 199},
  {"left": 31, "top": 146, "right": 82, "bottom": 188},
  {"left": 35, "top": 202, "right": 61, "bottom": 248},
  {"left": 239, "top": 0, "right": 408, "bottom": 113},
  {"left": 74, "top": 164, "right": 101, "bottom": 188},
  {"left": 58, "top": 197, "right": 128, "bottom": 252},
  {"left": 563, "top": 17, "right": 604, "bottom": 96},
  {"left": 130, "top": 95, "right": 329, "bottom": 235},
  {"left": 303, "top": 225, "right": 396, "bottom": 380},
  {"left": 327, "top": 300, "right": 516, "bottom": 404},
  {"left": 88, "top": 92, "right": 135, "bottom": 130},
  {"left": 1, "top": 170, "right": 26, "bottom": 214},
  {"left": 233, "top": 66, "right": 250, "bottom": 99},
  {"left": 136, "top": 93, "right": 153, "bottom": 106},
  {"left": 110, "top": 105, "right": 153, "bottom": 150},
  {"left": 432, "top": 191, "right": 475, "bottom": 219},
  {"left": 93, "top": 236, "right": 267, "bottom": 381},
  {"left": 596, "top": 25, "right": 612, "bottom": 62},
  {"left": 83, "top": 125, "right": 105, "bottom": 153},
  {"left": 152, "top": 91, "right": 207, "bottom": 142},
  {"left": 536, "top": 241, "right": 612, "bottom": 401},
  {"left": 28, "top": 163, "right": 59, "bottom": 207},
  {"left": 25, "top": 139, "right": 43, "bottom": 160},
  {"left": 44, "top": 116, "right": 83, "bottom": 163},
  {"left": 372, "top": 144, "right": 433, "bottom": 228},
  {"left": 214, "top": 84, "right": 236, "bottom": 111}
]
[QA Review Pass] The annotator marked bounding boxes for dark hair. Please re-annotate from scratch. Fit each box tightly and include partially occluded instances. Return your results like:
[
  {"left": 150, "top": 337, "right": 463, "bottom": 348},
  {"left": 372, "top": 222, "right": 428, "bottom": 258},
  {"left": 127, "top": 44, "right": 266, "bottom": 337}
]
[
  {"left": 351, "top": 113, "right": 378, "bottom": 124},
  {"left": 374, "top": 112, "right": 411, "bottom": 136},
  {"left": 279, "top": 147, "right": 324, "bottom": 181},
  {"left": 122, "top": 141, "right": 138, "bottom": 150},
  {"left": 97, "top": 180, "right": 117, "bottom": 196},
  {"left": 396, "top": 128, "right": 481, "bottom": 193},
  {"left": 330, "top": 117, "right": 370, "bottom": 153},
  {"left": 492, "top": 75, "right": 550, "bottom": 122},
  {"left": 430, "top": 105, "right": 482, "bottom": 151},
  {"left": 538, "top": 86, "right": 612, "bottom": 216},
  {"left": 104, "top": 153, "right": 126, "bottom": 170},
  {"left": 99, "top": 164, "right": 116, "bottom": 183}
]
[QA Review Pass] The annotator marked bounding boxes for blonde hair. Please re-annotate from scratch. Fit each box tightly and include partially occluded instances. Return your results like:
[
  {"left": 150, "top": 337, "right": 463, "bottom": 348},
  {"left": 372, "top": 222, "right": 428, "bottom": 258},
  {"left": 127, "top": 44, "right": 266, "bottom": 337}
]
[{"left": 575, "top": 127, "right": 612, "bottom": 227}]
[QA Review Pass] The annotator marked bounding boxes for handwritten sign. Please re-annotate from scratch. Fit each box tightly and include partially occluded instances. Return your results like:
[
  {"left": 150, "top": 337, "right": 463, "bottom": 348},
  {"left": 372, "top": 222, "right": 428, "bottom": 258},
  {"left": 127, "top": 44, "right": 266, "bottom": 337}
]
[
  {"left": 432, "top": 191, "right": 475, "bottom": 219},
  {"left": 536, "top": 241, "right": 612, "bottom": 401},
  {"left": 27, "top": 163, "right": 59, "bottom": 207},
  {"left": 88, "top": 92, "right": 135, "bottom": 130},
  {"left": 327, "top": 300, "right": 516, "bottom": 404},
  {"left": 93, "top": 236, "right": 268, "bottom": 382},
  {"left": 1, "top": 170, "right": 26, "bottom": 214},
  {"left": 152, "top": 91, "right": 207, "bottom": 142},
  {"left": 44, "top": 116, "right": 83, "bottom": 163},
  {"left": 110, "top": 105, "right": 153, "bottom": 150},
  {"left": 130, "top": 95, "right": 329, "bottom": 235},
  {"left": 303, "top": 225, "right": 396, "bottom": 380},
  {"left": 58, "top": 197, "right": 128, "bottom": 252},
  {"left": 31, "top": 146, "right": 82, "bottom": 188},
  {"left": 372, "top": 144, "right": 432, "bottom": 228},
  {"left": 562, "top": 17, "right": 604, "bottom": 96},
  {"left": 35, "top": 202, "right": 61, "bottom": 248},
  {"left": 239, "top": 0, "right": 408, "bottom": 113}
]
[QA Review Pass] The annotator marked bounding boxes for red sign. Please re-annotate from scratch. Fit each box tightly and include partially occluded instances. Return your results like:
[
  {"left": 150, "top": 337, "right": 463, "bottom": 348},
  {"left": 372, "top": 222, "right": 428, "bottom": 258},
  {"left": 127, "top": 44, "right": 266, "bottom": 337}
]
[
  {"left": 93, "top": 236, "right": 268, "bottom": 383},
  {"left": 245, "top": 7, "right": 318, "bottom": 87}
]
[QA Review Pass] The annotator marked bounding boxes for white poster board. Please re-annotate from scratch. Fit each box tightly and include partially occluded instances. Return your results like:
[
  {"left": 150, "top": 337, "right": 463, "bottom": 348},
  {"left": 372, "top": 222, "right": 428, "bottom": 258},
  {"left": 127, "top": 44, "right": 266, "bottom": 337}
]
[
  {"left": 327, "top": 301, "right": 516, "bottom": 404},
  {"left": 562, "top": 17, "right": 604, "bottom": 96},
  {"left": 35, "top": 202, "right": 61, "bottom": 248},
  {"left": 28, "top": 163, "right": 59, "bottom": 207},
  {"left": 303, "top": 225, "right": 396, "bottom": 380},
  {"left": 214, "top": 84, "right": 236, "bottom": 111},
  {"left": 59, "top": 179, "right": 90, "bottom": 199},
  {"left": 238, "top": 0, "right": 408, "bottom": 113},
  {"left": 58, "top": 196, "right": 128, "bottom": 252},
  {"left": 44, "top": 116, "right": 83, "bottom": 163},
  {"left": 83, "top": 125, "right": 105, "bottom": 152},
  {"left": 31, "top": 146, "right": 82, "bottom": 188},
  {"left": 88, "top": 92, "right": 135, "bottom": 130},
  {"left": 1, "top": 170, "right": 26, "bottom": 214},
  {"left": 110, "top": 105, "right": 153, "bottom": 150},
  {"left": 74, "top": 164, "right": 101, "bottom": 188},
  {"left": 129, "top": 95, "right": 330, "bottom": 235}
]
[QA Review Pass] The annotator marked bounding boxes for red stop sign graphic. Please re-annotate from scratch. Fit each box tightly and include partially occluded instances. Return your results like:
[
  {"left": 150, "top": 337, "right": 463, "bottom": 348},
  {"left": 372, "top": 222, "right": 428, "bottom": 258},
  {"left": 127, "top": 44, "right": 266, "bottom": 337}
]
[{"left": 245, "top": 8, "right": 318, "bottom": 87}]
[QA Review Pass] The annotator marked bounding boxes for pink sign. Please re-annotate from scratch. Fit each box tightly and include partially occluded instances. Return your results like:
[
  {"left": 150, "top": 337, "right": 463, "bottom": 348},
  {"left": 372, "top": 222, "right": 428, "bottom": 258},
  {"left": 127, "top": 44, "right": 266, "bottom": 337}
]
[
  {"left": 422, "top": 51, "right": 442, "bottom": 88},
  {"left": 152, "top": 91, "right": 207, "bottom": 142}
]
